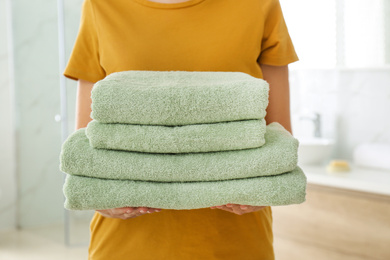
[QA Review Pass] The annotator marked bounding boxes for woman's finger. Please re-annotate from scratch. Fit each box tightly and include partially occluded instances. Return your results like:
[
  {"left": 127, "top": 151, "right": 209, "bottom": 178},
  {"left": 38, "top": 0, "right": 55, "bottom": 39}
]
[
  {"left": 216, "top": 205, "right": 235, "bottom": 214},
  {"left": 97, "top": 207, "right": 163, "bottom": 220},
  {"left": 214, "top": 204, "right": 266, "bottom": 215}
]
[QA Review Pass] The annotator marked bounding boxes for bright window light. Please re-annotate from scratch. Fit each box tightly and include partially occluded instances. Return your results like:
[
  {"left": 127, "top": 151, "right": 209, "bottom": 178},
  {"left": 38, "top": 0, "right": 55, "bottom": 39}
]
[{"left": 280, "top": 0, "right": 387, "bottom": 69}]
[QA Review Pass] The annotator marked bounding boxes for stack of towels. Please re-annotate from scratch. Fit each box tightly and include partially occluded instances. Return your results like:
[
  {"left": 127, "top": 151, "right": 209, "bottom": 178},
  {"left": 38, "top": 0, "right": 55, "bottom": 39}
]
[{"left": 60, "top": 71, "right": 306, "bottom": 210}]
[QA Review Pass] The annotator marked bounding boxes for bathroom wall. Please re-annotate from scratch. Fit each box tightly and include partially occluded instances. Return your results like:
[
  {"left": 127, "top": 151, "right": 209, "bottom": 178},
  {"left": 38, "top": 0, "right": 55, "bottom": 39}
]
[
  {"left": 0, "top": 0, "right": 17, "bottom": 231},
  {"left": 290, "top": 68, "right": 390, "bottom": 160},
  {"left": 9, "top": 0, "right": 65, "bottom": 228},
  {"left": 0, "top": 0, "right": 82, "bottom": 230},
  {"left": 337, "top": 69, "right": 390, "bottom": 158},
  {"left": 64, "top": 0, "right": 83, "bottom": 133}
]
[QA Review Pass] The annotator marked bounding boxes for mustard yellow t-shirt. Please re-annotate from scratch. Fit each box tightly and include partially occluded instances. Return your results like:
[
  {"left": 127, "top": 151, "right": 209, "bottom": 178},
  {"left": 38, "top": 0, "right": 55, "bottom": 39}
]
[{"left": 65, "top": 0, "right": 298, "bottom": 259}]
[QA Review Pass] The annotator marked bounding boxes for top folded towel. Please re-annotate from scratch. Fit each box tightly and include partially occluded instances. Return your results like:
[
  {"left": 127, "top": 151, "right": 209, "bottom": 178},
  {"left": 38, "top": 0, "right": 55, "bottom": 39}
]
[{"left": 91, "top": 71, "right": 269, "bottom": 125}]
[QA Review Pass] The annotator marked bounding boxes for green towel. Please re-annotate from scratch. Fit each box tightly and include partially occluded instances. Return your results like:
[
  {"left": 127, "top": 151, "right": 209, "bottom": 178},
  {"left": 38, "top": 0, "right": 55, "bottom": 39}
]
[
  {"left": 91, "top": 71, "right": 269, "bottom": 125},
  {"left": 60, "top": 123, "right": 298, "bottom": 182},
  {"left": 86, "top": 119, "right": 267, "bottom": 153},
  {"left": 63, "top": 167, "right": 306, "bottom": 210}
]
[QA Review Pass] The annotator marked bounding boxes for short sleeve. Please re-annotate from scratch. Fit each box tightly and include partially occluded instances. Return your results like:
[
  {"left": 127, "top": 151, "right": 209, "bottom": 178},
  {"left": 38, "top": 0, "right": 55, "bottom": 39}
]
[
  {"left": 258, "top": 0, "right": 298, "bottom": 66},
  {"left": 64, "top": 0, "right": 106, "bottom": 83}
]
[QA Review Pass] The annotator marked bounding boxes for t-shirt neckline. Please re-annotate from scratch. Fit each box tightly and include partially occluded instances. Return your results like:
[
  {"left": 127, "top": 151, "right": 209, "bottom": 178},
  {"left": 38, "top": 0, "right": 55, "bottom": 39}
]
[{"left": 133, "top": 0, "right": 205, "bottom": 9}]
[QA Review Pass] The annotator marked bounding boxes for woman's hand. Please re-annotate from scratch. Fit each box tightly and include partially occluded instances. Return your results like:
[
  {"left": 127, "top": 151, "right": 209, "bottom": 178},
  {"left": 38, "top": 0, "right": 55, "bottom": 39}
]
[
  {"left": 210, "top": 204, "right": 266, "bottom": 215},
  {"left": 96, "top": 207, "right": 162, "bottom": 220}
]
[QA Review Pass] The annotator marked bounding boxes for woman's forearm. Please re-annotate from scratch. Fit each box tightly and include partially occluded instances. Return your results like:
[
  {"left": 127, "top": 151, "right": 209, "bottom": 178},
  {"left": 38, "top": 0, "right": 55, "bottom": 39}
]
[
  {"left": 75, "top": 79, "right": 94, "bottom": 130},
  {"left": 260, "top": 64, "right": 292, "bottom": 133}
]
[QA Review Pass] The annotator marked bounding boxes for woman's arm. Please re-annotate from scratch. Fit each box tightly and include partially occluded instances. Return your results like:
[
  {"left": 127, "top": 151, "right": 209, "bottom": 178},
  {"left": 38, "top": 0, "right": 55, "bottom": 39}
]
[
  {"left": 75, "top": 79, "right": 94, "bottom": 130},
  {"left": 261, "top": 64, "right": 292, "bottom": 133},
  {"left": 211, "top": 64, "right": 292, "bottom": 215},
  {"left": 76, "top": 79, "right": 161, "bottom": 219}
]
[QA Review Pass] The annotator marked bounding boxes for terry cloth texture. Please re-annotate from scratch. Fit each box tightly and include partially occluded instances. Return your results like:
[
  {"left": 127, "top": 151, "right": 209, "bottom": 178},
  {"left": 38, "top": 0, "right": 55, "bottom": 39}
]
[
  {"left": 63, "top": 167, "right": 307, "bottom": 210},
  {"left": 60, "top": 123, "right": 298, "bottom": 182},
  {"left": 86, "top": 119, "right": 267, "bottom": 153},
  {"left": 90, "top": 71, "right": 269, "bottom": 125}
]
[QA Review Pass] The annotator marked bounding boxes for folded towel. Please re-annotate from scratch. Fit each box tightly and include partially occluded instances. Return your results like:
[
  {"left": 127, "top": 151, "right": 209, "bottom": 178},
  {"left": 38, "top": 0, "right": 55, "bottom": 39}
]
[
  {"left": 86, "top": 119, "right": 267, "bottom": 153},
  {"left": 63, "top": 167, "right": 306, "bottom": 210},
  {"left": 91, "top": 71, "right": 269, "bottom": 125},
  {"left": 60, "top": 123, "right": 298, "bottom": 182}
]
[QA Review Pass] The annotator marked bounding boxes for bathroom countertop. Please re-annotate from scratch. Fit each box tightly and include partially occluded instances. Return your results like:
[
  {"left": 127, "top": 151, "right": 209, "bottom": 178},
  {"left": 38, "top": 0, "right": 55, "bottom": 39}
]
[{"left": 300, "top": 164, "right": 390, "bottom": 196}]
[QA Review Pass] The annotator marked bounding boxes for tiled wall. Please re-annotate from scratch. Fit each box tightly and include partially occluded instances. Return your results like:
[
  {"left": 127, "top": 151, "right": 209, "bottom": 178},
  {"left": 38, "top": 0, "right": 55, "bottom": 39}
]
[
  {"left": 0, "top": 0, "right": 17, "bottom": 231},
  {"left": 290, "top": 68, "right": 390, "bottom": 160},
  {"left": 6, "top": 0, "right": 65, "bottom": 228},
  {"left": 336, "top": 69, "right": 390, "bottom": 158}
]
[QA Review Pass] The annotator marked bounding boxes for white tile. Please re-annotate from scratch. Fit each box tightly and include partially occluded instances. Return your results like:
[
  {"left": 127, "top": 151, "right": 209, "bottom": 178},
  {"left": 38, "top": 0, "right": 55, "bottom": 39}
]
[
  {"left": 0, "top": 0, "right": 17, "bottom": 231},
  {"left": 9, "top": 0, "right": 65, "bottom": 228},
  {"left": 291, "top": 68, "right": 390, "bottom": 160}
]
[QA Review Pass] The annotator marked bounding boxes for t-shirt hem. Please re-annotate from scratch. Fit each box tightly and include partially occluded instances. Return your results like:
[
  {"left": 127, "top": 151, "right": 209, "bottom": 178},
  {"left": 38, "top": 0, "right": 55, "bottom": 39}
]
[
  {"left": 258, "top": 55, "right": 299, "bottom": 66},
  {"left": 132, "top": 0, "right": 205, "bottom": 9},
  {"left": 63, "top": 68, "right": 105, "bottom": 83}
]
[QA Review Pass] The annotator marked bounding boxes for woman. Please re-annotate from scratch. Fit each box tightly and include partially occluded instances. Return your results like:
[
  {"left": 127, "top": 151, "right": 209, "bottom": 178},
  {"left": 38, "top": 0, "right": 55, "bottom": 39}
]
[{"left": 64, "top": 0, "right": 298, "bottom": 259}]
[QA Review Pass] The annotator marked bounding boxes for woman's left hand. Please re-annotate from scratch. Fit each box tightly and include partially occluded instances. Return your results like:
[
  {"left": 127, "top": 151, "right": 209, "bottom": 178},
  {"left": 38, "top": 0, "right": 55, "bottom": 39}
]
[{"left": 210, "top": 204, "right": 266, "bottom": 215}]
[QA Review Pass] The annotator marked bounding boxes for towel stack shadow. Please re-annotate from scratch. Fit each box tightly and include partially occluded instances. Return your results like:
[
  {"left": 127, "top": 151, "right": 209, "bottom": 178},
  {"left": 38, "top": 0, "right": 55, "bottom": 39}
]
[{"left": 60, "top": 71, "right": 307, "bottom": 210}]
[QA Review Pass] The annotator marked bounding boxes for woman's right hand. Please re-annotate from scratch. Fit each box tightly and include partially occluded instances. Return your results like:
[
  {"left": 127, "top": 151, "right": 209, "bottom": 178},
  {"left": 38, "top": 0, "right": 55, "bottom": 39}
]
[{"left": 96, "top": 207, "right": 162, "bottom": 220}]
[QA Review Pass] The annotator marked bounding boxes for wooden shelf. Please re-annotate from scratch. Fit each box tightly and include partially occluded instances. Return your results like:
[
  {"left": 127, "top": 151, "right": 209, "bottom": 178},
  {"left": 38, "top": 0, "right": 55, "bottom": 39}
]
[{"left": 273, "top": 184, "right": 390, "bottom": 260}]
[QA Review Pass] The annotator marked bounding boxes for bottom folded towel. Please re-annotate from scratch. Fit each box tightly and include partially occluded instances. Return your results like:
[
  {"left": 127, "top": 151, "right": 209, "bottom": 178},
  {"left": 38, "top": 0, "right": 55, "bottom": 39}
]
[{"left": 63, "top": 167, "right": 306, "bottom": 210}]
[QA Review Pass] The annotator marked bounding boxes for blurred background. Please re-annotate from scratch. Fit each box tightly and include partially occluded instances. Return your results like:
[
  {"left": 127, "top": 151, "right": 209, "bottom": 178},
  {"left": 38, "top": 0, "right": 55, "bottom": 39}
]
[{"left": 0, "top": 0, "right": 389, "bottom": 259}]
